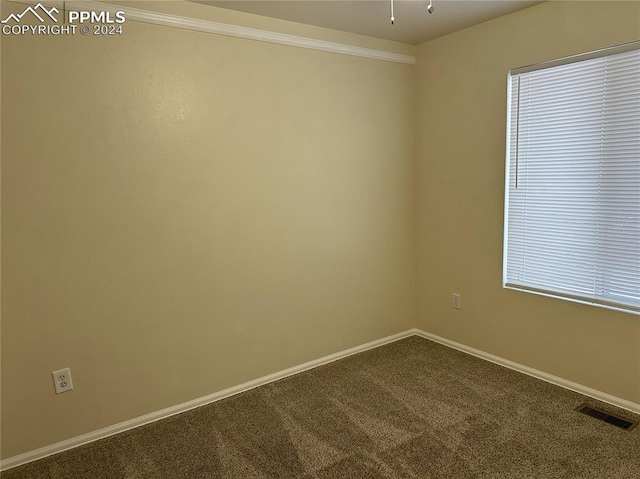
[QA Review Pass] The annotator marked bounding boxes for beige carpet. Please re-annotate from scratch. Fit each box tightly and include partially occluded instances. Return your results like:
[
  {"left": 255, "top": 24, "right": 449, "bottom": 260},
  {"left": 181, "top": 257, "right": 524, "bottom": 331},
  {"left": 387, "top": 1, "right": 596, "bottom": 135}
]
[{"left": 3, "top": 336, "right": 640, "bottom": 478}]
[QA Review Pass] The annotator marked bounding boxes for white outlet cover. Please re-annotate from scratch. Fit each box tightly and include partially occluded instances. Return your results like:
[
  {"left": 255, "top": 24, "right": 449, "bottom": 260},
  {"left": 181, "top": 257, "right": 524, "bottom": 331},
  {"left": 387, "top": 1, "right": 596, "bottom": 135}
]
[
  {"left": 52, "top": 367, "right": 74, "bottom": 394},
  {"left": 452, "top": 294, "right": 461, "bottom": 310}
]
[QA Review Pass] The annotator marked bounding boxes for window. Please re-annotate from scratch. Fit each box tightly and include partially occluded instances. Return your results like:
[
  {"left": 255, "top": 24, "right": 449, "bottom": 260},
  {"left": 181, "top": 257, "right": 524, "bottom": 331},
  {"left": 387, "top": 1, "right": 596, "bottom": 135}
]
[{"left": 503, "top": 43, "right": 640, "bottom": 314}]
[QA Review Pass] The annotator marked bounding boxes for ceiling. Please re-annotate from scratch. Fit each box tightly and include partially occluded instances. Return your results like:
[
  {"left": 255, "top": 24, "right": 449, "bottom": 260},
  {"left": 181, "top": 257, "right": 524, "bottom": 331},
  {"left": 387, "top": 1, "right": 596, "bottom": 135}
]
[{"left": 196, "top": 0, "right": 543, "bottom": 45}]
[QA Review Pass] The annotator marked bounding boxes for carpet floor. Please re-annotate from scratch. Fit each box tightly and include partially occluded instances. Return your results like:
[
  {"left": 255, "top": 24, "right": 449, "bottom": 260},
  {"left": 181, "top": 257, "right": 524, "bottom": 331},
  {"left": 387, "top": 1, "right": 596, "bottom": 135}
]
[{"left": 3, "top": 336, "right": 640, "bottom": 478}]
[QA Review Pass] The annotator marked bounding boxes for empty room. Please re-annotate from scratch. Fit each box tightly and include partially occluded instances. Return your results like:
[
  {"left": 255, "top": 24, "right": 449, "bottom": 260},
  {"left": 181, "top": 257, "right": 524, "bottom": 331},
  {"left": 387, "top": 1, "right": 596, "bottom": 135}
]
[{"left": 1, "top": 0, "right": 639, "bottom": 477}]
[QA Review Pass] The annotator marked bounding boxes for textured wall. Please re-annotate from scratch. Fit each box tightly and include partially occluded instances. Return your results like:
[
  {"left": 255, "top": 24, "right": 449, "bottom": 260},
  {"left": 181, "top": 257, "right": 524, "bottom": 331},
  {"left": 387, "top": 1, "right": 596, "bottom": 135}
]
[
  {"left": 1, "top": 1, "right": 416, "bottom": 458},
  {"left": 4, "top": 0, "right": 639, "bottom": 463},
  {"left": 415, "top": 1, "right": 640, "bottom": 404}
]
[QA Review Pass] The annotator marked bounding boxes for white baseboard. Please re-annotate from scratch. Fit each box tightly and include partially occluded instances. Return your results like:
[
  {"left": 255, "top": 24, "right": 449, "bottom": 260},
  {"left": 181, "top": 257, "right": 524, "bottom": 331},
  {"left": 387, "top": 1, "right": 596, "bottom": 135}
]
[
  {"left": 414, "top": 329, "right": 640, "bottom": 415},
  {"left": 4, "top": 328, "right": 638, "bottom": 471},
  {"left": 0, "top": 330, "right": 414, "bottom": 471}
]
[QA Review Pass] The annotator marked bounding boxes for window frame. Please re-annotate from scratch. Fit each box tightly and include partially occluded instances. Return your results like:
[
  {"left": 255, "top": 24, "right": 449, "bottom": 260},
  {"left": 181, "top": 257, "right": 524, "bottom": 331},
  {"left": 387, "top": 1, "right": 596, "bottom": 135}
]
[{"left": 502, "top": 41, "right": 640, "bottom": 315}]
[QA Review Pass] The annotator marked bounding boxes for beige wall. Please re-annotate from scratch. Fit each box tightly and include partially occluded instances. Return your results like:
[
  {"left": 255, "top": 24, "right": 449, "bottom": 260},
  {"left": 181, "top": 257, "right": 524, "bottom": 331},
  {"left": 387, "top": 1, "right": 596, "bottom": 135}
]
[
  {"left": 3, "top": 0, "right": 640, "bottom": 463},
  {"left": 1, "top": 1, "right": 416, "bottom": 458},
  {"left": 415, "top": 0, "right": 640, "bottom": 405}
]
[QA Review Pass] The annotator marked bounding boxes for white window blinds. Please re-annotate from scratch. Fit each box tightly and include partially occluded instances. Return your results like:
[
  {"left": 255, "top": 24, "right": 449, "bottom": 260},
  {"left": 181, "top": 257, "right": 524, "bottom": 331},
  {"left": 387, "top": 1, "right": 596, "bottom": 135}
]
[{"left": 504, "top": 44, "right": 640, "bottom": 314}]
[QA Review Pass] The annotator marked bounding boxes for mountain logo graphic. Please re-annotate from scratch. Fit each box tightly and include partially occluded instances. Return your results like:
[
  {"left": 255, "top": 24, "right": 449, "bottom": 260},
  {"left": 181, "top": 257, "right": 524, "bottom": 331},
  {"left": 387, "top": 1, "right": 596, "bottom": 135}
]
[{"left": 1, "top": 3, "right": 59, "bottom": 24}]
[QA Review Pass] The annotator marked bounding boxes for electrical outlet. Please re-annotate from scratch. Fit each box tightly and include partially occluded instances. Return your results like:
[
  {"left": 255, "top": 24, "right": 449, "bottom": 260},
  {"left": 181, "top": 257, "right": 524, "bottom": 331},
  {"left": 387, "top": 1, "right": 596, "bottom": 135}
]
[
  {"left": 52, "top": 368, "right": 74, "bottom": 394},
  {"left": 452, "top": 293, "right": 461, "bottom": 310}
]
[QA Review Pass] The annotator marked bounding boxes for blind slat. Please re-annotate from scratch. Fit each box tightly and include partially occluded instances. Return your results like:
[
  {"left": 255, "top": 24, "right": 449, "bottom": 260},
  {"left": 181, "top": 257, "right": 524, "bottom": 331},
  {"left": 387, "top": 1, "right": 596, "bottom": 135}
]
[{"left": 504, "top": 46, "right": 640, "bottom": 313}]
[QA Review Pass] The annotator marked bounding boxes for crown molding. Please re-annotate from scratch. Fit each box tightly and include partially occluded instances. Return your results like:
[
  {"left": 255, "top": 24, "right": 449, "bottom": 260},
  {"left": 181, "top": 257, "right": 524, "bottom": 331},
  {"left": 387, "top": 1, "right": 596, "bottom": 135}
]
[{"left": 7, "top": 0, "right": 416, "bottom": 65}]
